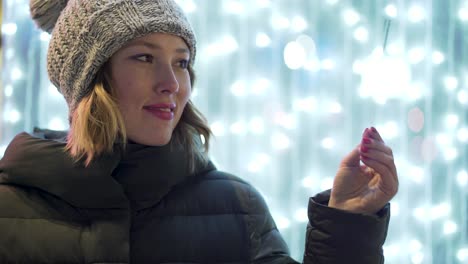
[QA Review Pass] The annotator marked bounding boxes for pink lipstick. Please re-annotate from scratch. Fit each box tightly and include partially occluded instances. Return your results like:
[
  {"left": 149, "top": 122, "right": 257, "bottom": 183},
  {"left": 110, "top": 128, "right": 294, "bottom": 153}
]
[{"left": 143, "top": 103, "right": 175, "bottom": 121}]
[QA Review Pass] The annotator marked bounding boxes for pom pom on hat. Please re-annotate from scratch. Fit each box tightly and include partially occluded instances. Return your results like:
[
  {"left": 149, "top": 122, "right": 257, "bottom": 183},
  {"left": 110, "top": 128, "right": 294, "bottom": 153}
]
[{"left": 30, "top": 0, "right": 69, "bottom": 33}]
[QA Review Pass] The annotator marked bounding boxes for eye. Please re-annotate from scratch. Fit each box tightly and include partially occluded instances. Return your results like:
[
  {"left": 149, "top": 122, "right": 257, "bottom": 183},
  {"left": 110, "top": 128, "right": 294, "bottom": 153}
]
[
  {"left": 134, "top": 54, "right": 154, "bottom": 63},
  {"left": 178, "top": 59, "right": 189, "bottom": 69}
]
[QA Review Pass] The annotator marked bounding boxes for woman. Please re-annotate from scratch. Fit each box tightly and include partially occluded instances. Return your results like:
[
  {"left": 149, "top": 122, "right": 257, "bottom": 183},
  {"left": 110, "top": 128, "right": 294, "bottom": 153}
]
[{"left": 0, "top": 0, "right": 398, "bottom": 263}]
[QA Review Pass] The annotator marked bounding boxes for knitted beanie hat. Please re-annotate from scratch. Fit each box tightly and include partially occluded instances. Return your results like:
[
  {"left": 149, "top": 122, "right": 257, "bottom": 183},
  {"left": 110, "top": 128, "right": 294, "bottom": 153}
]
[{"left": 30, "top": 0, "right": 196, "bottom": 113}]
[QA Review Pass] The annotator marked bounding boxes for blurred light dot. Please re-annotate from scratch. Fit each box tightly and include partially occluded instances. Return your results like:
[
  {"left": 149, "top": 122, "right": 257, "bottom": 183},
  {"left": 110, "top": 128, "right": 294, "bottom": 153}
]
[
  {"left": 421, "top": 137, "right": 438, "bottom": 162},
  {"left": 275, "top": 216, "right": 291, "bottom": 229},
  {"left": 191, "top": 89, "right": 199, "bottom": 98},
  {"left": 328, "top": 102, "right": 342, "bottom": 113},
  {"left": 247, "top": 154, "right": 269, "bottom": 173},
  {"left": 443, "top": 220, "right": 457, "bottom": 235},
  {"left": 387, "top": 43, "right": 403, "bottom": 56},
  {"left": 321, "top": 137, "right": 335, "bottom": 149},
  {"left": 284, "top": 41, "right": 306, "bottom": 70},
  {"left": 383, "top": 244, "right": 401, "bottom": 258},
  {"left": 293, "top": 97, "right": 318, "bottom": 113},
  {"left": 0, "top": 145, "right": 6, "bottom": 159},
  {"left": 48, "top": 118, "right": 67, "bottom": 131},
  {"left": 343, "top": 9, "right": 360, "bottom": 26},
  {"left": 249, "top": 117, "right": 265, "bottom": 134},
  {"left": 11, "top": 68, "right": 23, "bottom": 81},
  {"left": 411, "top": 252, "right": 424, "bottom": 264},
  {"left": 459, "top": 7, "right": 468, "bottom": 21},
  {"left": 256, "top": 32, "right": 271, "bottom": 47},
  {"left": 4, "top": 85, "right": 13, "bottom": 97},
  {"left": 230, "top": 121, "right": 247, "bottom": 135},
  {"left": 271, "top": 132, "right": 291, "bottom": 150},
  {"left": 413, "top": 206, "right": 427, "bottom": 221},
  {"left": 385, "top": 4, "right": 398, "bottom": 18},
  {"left": 380, "top": 122, "right": 399, "bottom": 139},
  {"left": 302, "top": 176, "right": 314, "bottom": 188},
  {"left": 48, "top": 85, "right": 62, "bottom": 98},
  {"left": 358, "top": 49, "right": 412, "bottom": 103},
  {"left": 174, "top": 0, "right": 197, "bottom": 13},
  {"left": 444, "top": 76, "right": 459, "bottom": 91},
  {"left": 271, "top": 14, "right": 290, "bottom": 30},
  {"left": 457, "top": 128, "right": 468, "bottom": 142},
  {"left": 291, "top": 16, "right": 308, "bottom": 32},
  {"left": 204, "top": 35, "right": 238, "bottom": 57},
  {"left": 432, "top": 51, "right": 445, "bottom": 65},
  {"left": 294, "top": 208, "right": 308, "bottom": 222},
  {"left": 391, "top": 202, "right": 400, "bottom": 217},
  {"left": 436, "top": 133, "right": 451, "bottom": 146},
  {"left": 210, "top": 121, "right": 226, "bottom": 136},
  {"left": 5, "top": 48, "right": 14, "bottom": 60},
  {"left": 252, "top": 78, "right": 271, "bottom": 94},
  {"left": 223, "top": 0, "right": 245, "bottom": 14},
  {"left": 408, "top": 82, "right": 424, "bottom": 101},
  {"left": 304, "top": 58, "right": 321, "bottom": 72},
  {"left": 410, "top": 239, "right": 423, "bottom": 251},
  {"left": 430, "top": 203, "right": 451, "bottom": 220},
  {"left": 321, "top": 59, "right": 335, "bottom": 70},
  {"left": 408, "top": 47, "right": 426, "bottom": 64},
  {"left": 200, "top": 134, "right": 206, "bottom": 145},
  {"left": 353, "top": 26, "right": 369, "bottom": 42},
  {"left": 445, "top": 113, "right": 459, "bottom": 128},
  {"left": 40, "top": 32, "right": 51, "bottom": 42},
  {"left": 409, "top": 166, "right": 424, "bottom": 183},
  {"left": 408, "top": 5, "right": 426, "bottom": 23},
  {"left": 457, "top": 248, "right": 468, "bottom": 261},
  {"left": 2, "top": 23, "right": 17, "bottom": 35},
  {"left": 255, "top": 0, "right": 271, "bottom": 8},
  {"left": 352, "top": 60, "right": 365, "bottom": 74},
  {"left": 274, "top": 112, "right": 296, "bottom": 129},
  {"left": 458, "top": 170, "right": 468, "bottom": 186},
  {"left": 320, "top": 177, "right": 334, "bottom": 191},
  {"left": 408, "top": 107, "right": 425, "bottom": 133},
  {"left": 4, "top": 109, "right": 21, "bottom": 123},
  {"left": 297, "top": 35, "right": 317, "bottom": 52},
  {"left": 326, "top": 0, "right": 339, "bottom": 5},
  {"left": 444, "top": 147, "right": 458, "bottom": 161},
  {"left": 230, "top": 80, "right": 246, "bottom": 97},
  {"left": 458, "top": 90, "right": 468, "bottom": 104}
]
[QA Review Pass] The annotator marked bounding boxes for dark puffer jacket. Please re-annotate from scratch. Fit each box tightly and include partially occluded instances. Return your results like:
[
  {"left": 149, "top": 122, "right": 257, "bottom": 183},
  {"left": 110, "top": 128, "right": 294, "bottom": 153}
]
[{"left": 0, "top": 130, "right": 390, "bottom": 263}]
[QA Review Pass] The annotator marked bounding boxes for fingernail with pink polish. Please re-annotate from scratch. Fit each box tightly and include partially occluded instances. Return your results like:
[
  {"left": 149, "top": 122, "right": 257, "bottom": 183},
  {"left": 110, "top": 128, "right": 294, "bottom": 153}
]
[{"left": 361, "top": 146, "right": 368, "bottom": 153}]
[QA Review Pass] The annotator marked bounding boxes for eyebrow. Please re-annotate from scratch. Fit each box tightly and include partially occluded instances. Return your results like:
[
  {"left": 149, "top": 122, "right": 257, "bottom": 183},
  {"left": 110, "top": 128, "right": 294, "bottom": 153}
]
[{"left": 126, "top": 40, "right": 190, "bottom": 54}]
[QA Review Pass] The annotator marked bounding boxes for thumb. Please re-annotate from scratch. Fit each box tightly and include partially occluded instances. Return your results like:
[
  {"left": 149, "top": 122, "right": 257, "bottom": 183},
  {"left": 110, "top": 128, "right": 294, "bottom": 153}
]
[{"left": 339, "top": 145, "right": 361, "bottom": 168}]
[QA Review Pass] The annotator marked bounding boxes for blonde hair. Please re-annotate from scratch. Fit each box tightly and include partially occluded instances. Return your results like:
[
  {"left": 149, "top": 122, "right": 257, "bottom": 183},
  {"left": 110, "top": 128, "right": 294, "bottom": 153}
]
[{"left": 66, "top": 65, "right": 212, "bottom": 172}]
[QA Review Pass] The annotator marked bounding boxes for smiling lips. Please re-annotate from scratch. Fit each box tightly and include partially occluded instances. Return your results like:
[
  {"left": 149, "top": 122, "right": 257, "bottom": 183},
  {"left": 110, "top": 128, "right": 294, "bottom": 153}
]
[{"left": 143, "top": 103, "right": 175, "bottom": 120}]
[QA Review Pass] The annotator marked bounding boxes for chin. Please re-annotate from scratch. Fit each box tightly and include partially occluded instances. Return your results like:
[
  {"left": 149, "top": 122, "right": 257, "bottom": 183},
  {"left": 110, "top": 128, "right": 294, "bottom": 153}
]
[{"left": 128, "top": 134, "right": 172, "bottom": 146}]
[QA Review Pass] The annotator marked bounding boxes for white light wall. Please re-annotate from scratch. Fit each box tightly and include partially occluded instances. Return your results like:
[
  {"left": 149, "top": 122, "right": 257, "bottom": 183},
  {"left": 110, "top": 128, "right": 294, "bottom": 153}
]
[{"left": 2, "top": 0, "right": 468, "bottom": 263}]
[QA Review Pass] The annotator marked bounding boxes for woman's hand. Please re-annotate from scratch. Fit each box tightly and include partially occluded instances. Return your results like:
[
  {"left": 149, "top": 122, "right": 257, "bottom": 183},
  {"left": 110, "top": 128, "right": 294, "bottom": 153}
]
[{"left": 328, "top": 127, "right": 398, "bottom": 214}]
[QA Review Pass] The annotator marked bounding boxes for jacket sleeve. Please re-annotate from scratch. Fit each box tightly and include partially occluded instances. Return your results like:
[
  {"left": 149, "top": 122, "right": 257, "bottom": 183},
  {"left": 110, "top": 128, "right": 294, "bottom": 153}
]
[{"left": 303, "top": 190, "right": 390, "bottom": 264}]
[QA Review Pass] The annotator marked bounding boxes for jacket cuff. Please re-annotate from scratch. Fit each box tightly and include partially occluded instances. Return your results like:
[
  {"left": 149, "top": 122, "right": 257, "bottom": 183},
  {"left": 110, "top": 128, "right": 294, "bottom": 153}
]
[{"left": 304, "top": 189, "right": 390, "bottom": 263}]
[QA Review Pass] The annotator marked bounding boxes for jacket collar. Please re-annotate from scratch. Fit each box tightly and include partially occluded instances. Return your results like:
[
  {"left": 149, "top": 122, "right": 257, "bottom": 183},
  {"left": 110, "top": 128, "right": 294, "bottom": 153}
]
[{"left": 0, "top": 130, "right": 214, "bottom": 210}]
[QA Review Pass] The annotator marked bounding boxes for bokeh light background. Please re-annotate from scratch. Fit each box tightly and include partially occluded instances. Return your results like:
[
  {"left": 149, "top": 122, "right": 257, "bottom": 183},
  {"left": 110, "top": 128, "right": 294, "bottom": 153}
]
[{"left": 2, "top": 0, "right": 468, "bottom": 263}]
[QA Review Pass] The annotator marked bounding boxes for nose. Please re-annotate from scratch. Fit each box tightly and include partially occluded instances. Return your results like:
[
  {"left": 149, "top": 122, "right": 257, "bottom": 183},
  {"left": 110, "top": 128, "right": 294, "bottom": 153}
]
[{"left": 153, "top": 64, "right": 179, "bottom": 94}]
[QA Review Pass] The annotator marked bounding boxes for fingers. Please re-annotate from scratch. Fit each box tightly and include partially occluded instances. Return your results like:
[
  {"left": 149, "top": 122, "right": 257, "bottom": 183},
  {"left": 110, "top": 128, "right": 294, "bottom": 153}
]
[
  {"left": 363, "top": 127, "right": 385, "bottom": 144},
  {"left": 360, "top": 127, "right": 398, "bottom": 189},
  {"left": 360, "top": 155, "right": 398, "bottom": 196},
  {"left": 339, "top": 145, "right": 361, "bottom": 168}
]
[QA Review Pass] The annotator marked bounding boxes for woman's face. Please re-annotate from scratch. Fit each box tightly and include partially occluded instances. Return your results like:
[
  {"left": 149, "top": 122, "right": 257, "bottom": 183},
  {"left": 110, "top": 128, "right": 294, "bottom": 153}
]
[{"left": 109, "top": 33, "right": 191, "bottom": 146}]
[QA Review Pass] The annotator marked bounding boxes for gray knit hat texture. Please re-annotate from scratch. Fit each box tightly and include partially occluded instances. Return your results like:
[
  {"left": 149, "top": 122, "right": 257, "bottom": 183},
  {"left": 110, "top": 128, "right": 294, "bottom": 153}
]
[{"left": 30, "top": 0, "right": 196, "bottom": 113}]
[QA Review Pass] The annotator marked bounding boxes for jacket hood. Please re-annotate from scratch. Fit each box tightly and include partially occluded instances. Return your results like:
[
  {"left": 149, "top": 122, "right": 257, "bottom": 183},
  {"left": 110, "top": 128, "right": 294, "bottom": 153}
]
[{"left": 0, "top": 128, "right": 215, "bottom": 210}]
